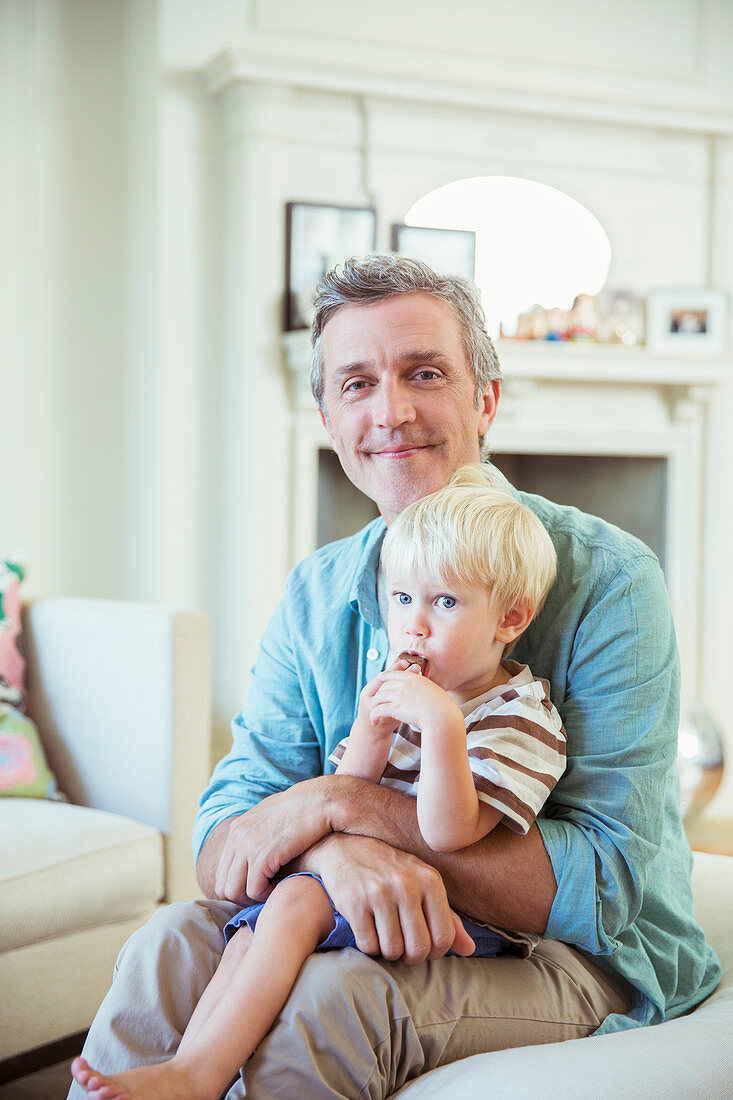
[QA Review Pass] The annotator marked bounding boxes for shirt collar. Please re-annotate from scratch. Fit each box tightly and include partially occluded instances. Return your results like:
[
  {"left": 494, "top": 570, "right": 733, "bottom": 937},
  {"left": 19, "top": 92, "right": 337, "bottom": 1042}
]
[
  {"left": 458, "top": 661, "right": 533, "bottom": 716},
  {"left": 348, "top": 519, "right": 387, "bottom": 630}
]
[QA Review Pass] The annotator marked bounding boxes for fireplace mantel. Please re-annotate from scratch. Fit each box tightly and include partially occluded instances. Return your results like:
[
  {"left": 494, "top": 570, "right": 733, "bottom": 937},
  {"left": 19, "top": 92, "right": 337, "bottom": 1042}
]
[{"left": 283, "top": 329, "right": 730, "bottom": 404}]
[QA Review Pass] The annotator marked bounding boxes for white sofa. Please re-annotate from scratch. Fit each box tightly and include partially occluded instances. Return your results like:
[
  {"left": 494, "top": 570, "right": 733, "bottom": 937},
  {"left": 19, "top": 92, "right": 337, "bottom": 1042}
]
[
  {"left": 0, "top": 598, "right": 210, "bottom": 1065},
  {"left": 394, "top": 850, "right": 733, "bottom": 1099}
]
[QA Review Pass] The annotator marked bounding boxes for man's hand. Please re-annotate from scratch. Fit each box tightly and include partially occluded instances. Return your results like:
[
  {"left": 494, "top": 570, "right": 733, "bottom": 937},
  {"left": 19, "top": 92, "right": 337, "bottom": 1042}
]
[
  {"left": 211, "top": 777, "right": 337, "bottom": 903},
  {"left": 197, "top": 774, "right": 556, "bottom": 934},
  {"left": 298, "top": 832, "right": 474, "bottom": 964}
]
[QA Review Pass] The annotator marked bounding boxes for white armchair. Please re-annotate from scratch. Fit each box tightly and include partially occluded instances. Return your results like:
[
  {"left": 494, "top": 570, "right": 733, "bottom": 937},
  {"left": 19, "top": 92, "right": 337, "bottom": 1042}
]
[{"left": 0, "top": 598, "right": 211, "bottom": 1065}]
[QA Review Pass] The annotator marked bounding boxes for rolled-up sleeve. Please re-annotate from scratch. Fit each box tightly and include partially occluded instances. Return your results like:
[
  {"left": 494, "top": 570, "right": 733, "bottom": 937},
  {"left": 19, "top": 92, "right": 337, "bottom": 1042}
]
[
  {"left": 192, "top": 582, "right": 325, "bottom": 862},
  {"left": 538, "top": 553, "right": 680, "bottom": 955}
]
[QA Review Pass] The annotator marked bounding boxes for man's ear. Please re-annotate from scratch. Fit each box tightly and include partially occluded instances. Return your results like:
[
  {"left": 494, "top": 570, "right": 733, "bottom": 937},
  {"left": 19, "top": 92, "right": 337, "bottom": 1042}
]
[
  {"left": 318, "top": 407, "right": 333, "bottom": 441},
  {"left": 495, "top": 601, "right": 534, "bottom": 644},
  {"left": 478, "top": 379, "right": 501, "bottom": 435}
]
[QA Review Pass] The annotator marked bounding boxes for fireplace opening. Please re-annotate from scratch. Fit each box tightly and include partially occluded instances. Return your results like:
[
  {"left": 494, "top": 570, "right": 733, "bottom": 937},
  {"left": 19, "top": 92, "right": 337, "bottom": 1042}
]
[
  {"left": 491, "top": 453, "right": 667, "bottom": 572},
  {"left": 317, "top": 449, "right": 667, "bottom": 573},
  {"left": 317, "top": 448, "right": 379, "bottom": 546}
]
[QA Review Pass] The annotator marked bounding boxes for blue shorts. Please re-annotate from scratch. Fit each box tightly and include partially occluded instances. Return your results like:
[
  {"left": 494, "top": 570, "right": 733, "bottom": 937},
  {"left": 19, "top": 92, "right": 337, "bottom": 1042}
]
[{"left": 223, "top": 872, "right": 510, "bottom": 959}]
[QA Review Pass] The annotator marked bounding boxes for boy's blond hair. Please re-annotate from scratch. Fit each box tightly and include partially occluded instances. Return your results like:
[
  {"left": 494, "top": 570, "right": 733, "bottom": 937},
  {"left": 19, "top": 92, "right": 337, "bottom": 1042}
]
[{"left": 382, "top": 464, "right": 557, "bottom": 619}]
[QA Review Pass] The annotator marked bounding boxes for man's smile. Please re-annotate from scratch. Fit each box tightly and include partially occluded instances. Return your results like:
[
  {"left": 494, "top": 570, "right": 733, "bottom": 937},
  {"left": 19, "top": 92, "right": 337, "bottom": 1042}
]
[
  {"left": 362, "top": 437, "right": 441, "bottom": 457},
  {"left": 368, "top": 446, "right": 432, "bottom": 458}
]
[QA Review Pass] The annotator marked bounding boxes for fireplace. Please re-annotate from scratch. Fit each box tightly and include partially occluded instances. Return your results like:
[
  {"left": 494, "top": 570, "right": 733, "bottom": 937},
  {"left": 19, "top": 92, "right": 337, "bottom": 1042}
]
[{"left": 201, "top": 50, "right": 733, "bottom": 808}]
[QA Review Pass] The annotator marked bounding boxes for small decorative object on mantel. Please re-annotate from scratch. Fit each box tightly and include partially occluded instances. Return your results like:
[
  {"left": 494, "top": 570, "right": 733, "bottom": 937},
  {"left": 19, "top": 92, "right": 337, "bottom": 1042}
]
[
  {"left": 647, "top": 289, "right": 727, "bottom": 356},
  {"left": 391, "top": 224, "right": 476, "bottom": 282},
  {"left": 595, "top": 287, "right": 645, "bottom": 346},
  {"left": 677, "top": 702, "right": 725, "bottom": 820},
  {"left": 513, "top": 304, "right": 569, "bottom": 341},
  {"left": 510, "top": 288, "right": 645, "bottom": 345},
  {"left": 285, "top": 202, "right": 376, "bottom": 331},
  {"left": 566, "top": 293, "right": 598, "bottom": 341}
]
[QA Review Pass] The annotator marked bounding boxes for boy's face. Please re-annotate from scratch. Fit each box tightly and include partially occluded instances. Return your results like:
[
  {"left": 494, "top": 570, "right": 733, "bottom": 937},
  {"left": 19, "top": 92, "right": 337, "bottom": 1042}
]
[{"left": 386, "top": 566, "right": 510, "bottom": 704}]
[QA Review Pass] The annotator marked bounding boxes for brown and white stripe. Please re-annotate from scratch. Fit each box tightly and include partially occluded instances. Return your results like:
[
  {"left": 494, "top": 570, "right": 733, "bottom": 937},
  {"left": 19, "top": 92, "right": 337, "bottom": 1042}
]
[{"left": 329, "top": 663, "right": 566, "bottom": 834}]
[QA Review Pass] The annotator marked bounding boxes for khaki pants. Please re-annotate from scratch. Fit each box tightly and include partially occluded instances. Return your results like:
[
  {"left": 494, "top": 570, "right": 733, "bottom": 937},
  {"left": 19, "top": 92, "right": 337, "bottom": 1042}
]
[{"left": 67, "top": 899, "right": 631, "bottom": 1100}]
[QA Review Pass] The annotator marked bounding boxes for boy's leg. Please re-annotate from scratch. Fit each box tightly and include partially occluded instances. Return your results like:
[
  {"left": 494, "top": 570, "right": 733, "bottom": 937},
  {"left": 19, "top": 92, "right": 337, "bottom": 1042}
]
[
  {"left": 70, "top": 877, "right": 336, "bottom": 1100},
  {"left": 69, "top": 900, "right": 630, "bottom": 1100},
  {"left": 174, "top": 876, "right": 336, "bottom": 1079},
  {"left": 177, "top": 925, "right": 254, "bottom": 1053},
  {"left": 67, "top": 900, "right": 240, "bottom": 1100}
]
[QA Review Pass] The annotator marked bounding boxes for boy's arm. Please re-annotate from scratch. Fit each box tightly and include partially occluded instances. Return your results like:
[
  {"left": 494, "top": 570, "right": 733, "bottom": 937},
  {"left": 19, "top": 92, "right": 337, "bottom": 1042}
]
[
  {"left": 369, "top": 670, "right": 503, "bottom": 852},
  {"left": 333, "top": 661, "right": 409, "bottom": 782},
  {"left": 418, "top": 723, "right": 504, "bottom": 850},
  {"left": 334, "top": 718, "right": 391, "bottom": 782}
]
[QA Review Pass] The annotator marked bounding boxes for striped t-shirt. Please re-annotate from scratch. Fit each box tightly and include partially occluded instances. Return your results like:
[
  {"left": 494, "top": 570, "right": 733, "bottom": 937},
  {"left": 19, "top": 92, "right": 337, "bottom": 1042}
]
[{"left": 330, "top": 659, "right": 566, "bottom": 835}]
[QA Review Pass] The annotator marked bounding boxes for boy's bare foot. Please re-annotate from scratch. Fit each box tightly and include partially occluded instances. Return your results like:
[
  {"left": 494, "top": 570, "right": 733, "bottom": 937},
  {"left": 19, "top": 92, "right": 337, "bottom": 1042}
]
[{"left": 70, "top": 1055, "right": 217, "bottom": 1100}]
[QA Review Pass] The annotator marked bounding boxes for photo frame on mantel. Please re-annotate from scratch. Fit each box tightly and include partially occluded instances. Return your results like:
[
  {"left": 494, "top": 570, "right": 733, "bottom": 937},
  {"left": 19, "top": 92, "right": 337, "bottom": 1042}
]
[
  {"left": 646, "top": 289, "right": 727, "bottom": 356},
  {"left": 391, "top": 224, "right": 476, "bottom": 282},
  {"left": 285, "top": 202, "right": 377, "bottom": 331}
]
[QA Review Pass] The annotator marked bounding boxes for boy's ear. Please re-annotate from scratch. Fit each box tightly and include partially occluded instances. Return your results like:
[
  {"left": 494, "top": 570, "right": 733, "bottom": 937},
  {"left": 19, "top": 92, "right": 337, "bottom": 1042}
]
[{"left": 495, "top": 601, "right": 534, "bottom": 644}]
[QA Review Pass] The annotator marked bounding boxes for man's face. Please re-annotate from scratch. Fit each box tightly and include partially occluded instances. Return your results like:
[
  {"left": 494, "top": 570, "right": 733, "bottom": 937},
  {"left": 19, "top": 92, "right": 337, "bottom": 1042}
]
[{"left": 319, "top": 294, "right": 499, "bottom": 523}]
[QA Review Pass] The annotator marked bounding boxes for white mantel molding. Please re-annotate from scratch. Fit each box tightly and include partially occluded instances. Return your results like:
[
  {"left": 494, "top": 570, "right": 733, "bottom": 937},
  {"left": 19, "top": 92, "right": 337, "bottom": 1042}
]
[{"left": 203, "top": 46, "right": 733, "bottom": 137}]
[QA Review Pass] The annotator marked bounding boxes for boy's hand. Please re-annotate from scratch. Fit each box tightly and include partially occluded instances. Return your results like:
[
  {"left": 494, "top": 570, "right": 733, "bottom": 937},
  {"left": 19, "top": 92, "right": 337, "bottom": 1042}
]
[
  {"left": 369, "top": 669, "right": 463, "bottom": 735},
  {"left": 354, "top": 657, "right": 413, "bottom": 740}
]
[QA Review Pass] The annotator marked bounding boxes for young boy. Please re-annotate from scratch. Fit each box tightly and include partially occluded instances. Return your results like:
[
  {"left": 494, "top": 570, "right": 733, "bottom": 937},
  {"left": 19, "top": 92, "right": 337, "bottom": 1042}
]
[{"left": 72, "top": 464, "right": 565, "bottom": 1100}]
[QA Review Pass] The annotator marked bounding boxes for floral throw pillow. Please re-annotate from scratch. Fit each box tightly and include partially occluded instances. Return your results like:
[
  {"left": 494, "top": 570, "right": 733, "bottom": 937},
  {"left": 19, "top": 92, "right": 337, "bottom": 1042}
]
[
  {"left": 0, "top": 559, "right": 62, "bottom": 799},
  {"left": 0, "top": 705, "right": 60, "bottom": 798},
  {"left": 0, "top": 559, "right": 26, "bottom": 710}
]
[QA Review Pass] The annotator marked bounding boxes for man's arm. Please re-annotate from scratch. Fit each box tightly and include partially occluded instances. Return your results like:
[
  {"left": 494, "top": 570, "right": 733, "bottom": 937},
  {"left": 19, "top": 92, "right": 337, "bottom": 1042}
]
[
  {"left": 302, "top": 778, "right": 556, "bottom": 933},
  {"left": 196, "top": 773, "right": 556, "bottom": 934}
]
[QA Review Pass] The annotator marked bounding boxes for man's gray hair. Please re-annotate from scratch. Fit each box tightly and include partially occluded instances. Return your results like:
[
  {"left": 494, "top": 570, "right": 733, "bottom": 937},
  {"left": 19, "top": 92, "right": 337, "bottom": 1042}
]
[{"left": 310, "top": 254, "right": 502, "bottom": 411}]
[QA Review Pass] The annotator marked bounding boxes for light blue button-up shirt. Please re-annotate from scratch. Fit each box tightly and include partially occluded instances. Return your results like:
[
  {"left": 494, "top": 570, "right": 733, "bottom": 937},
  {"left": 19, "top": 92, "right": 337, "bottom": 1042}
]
[{"left": 194, "top": 487, "right": 721, "bottom": 1034}]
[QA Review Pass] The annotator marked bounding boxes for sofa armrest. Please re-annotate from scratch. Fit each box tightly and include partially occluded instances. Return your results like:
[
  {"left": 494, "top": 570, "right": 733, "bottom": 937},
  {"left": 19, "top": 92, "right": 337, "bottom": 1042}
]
[{"left": 22, "top": 598, "right": 211, "bottom": 902}]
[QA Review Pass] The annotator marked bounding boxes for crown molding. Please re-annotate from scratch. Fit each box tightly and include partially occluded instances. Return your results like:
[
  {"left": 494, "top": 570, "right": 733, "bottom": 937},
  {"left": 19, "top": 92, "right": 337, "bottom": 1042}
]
[{"left": 203, "top": 44, "right": 733, "bottom": 137}]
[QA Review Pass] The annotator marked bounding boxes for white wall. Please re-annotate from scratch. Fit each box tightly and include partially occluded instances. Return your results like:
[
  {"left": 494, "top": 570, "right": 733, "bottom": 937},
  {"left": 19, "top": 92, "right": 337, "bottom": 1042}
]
[
  {"left": 2, "top": 0, "right": 732, "bottom": 812},
  {"left": 1, "top": 0, "right": 126, "bottom": 598}
]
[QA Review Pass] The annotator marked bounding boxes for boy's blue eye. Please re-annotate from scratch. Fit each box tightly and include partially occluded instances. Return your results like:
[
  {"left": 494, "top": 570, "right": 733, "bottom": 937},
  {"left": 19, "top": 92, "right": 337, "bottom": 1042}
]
[
  {"left": 397, "top": 592, "right": 411, "bottom": 605},
  {"left": 438, "top": 596, "right": 457, "bottom": 609}
]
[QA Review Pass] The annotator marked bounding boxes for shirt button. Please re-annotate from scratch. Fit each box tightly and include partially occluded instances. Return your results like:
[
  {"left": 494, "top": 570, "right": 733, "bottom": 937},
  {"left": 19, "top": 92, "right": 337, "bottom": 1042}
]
[{"left": 366, "top": 648, "right": 379, "bottom": 661}]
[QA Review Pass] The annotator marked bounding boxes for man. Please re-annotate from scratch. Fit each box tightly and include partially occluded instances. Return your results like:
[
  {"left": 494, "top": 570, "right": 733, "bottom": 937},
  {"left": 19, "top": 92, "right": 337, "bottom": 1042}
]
[{"left": 70, "top": 256, "right": 719, "bottom": 1100}]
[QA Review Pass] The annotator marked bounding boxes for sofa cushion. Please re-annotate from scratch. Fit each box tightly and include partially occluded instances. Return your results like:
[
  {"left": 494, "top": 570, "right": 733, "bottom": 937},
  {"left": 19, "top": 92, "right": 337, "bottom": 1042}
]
[{"left": 0, "top": 798, "right": 164, "bottom": 951}]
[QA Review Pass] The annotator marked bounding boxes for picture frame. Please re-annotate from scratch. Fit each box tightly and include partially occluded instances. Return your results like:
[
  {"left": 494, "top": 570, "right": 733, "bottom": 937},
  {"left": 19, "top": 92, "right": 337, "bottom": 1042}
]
[
  {"left": 391, "top": 224, "right": 476, "bottom": 282},
  {"left": 595, "top": 287, "right": 645, "bottom": 346},
  {"left": 646, "top": 289, "right": 727, "bottom": 356},
  {"left": 285, "top": 202, "right": 377, "bottom": 331}
]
